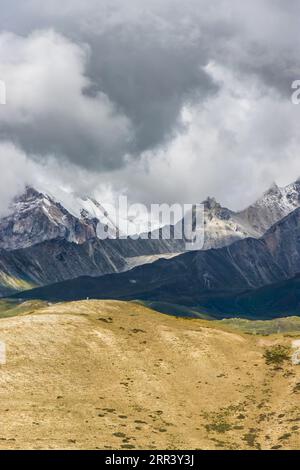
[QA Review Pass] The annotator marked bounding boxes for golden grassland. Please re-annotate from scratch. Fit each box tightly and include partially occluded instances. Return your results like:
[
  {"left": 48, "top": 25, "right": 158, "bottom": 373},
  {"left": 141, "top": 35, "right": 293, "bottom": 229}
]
[{"left": 0, "top": 299, "right": 299, "bottom": 450}]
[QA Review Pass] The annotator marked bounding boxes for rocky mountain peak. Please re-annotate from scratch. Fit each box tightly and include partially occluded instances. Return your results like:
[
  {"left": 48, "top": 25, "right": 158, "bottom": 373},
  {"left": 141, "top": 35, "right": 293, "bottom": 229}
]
[
  {"left": 200, "top": 197, "right": 232, "bottom": 223},
  {"left": 0, "top": 186, "right": 100, "bottom": 250},
  {"left": 17, "top": 185, "right": 42, "bottom": 201},
  {"left": 202, "top": 196, "right": 220, "bottom": 211},
  {"left": 263, "top": 181, "right": 280, "bottom": 196},
  {"left": 237, "top": 179, "right": 300, "bottom": 234}
]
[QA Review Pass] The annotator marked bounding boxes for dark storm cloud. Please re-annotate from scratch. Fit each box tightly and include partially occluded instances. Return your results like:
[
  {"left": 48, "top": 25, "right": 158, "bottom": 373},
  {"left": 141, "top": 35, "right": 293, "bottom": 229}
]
[
  {"left": 85, "top": 26, "right": 218, "bottom": 153},
  {"left": 0, "top": 0, "right": 220, "bottom": 168},
  {"left": 0, "top": 0, "right": 300, "bottom": 209},
  {"left": 1, "top": 0, "right": 299, "bottom": 170}
]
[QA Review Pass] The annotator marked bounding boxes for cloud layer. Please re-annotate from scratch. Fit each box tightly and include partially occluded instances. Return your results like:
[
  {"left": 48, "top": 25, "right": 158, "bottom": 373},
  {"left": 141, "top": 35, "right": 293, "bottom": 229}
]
[
  {"left": 0, "top": 30, "right": 132, "bottom": 170},
  {"left": 0, "top": 0, "right": 300, "bottom": 210}
]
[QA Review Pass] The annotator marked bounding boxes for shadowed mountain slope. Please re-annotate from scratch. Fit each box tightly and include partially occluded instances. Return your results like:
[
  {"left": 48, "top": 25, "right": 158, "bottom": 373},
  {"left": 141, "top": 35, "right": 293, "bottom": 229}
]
[{"left": 12, "top": 208, "right": 300, "bottom": 319}]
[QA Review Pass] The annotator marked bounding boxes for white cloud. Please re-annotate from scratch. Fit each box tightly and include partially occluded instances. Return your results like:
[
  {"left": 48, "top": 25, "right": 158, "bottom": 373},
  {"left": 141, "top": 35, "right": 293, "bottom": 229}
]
[
  {"left": 106, "top": 62, "right": 300, "bottom": 210},
  {"left": 0, "top": 30, "right": 132, "bottom": 169},
  {"left": 0, "top": 2, "right": 300, "bottom": 212},
  {"left": 0, "top": 143, "right": 35, "bottom": 216}
]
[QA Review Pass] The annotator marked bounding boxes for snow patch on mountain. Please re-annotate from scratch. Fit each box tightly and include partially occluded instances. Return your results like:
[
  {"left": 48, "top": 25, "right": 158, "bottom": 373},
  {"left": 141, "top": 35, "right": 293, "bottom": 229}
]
[
  {"left": 237, "top": 180, "right": 300, "bottom": 234},
  {"left": 0, "top": 187, "right": 98, "bottom": 250}
]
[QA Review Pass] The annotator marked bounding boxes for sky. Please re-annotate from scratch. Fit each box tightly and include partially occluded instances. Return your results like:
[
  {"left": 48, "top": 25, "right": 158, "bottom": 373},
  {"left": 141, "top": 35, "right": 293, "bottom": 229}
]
[{"left": 0, "top": 0, "right": 300, "bottom": 213}]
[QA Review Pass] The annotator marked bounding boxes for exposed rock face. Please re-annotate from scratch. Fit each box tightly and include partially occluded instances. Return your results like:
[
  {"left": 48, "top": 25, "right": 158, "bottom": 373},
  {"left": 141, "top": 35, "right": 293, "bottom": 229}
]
[
  {"left": 1, "top": 180, "right": 300, "bottom": 299},
  {"left": 16, "top": 207, "right": 300, "bottom": 304},
  {"left": 237, "top": 180, "right": 300, "bottom": 234},
  {"left": 160, "top": 181, "right": 300, "bottom": 251},
  {"left": 2, "top": 180, "right": 300, "bottom": 254},
  {"left": 0, "top": 237, "right": 127, "bottom": 296},
  {"left": 146, "top": 196, "right": 259, "bottom": 252},
  {"left": 176, "top": 180, "right": 300, "bottom": 250},
  {"left": 199, "top": 197, "right": 260, "bottom": 249},
  {"left": 0, "top": 187, "right": 99, "bottom": 250}
]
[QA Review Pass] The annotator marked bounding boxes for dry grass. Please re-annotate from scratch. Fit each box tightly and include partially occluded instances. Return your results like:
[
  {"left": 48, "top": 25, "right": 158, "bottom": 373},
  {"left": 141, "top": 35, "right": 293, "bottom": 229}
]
[{"left": 0, "top": 300, "right": 299, "bottom": 450}]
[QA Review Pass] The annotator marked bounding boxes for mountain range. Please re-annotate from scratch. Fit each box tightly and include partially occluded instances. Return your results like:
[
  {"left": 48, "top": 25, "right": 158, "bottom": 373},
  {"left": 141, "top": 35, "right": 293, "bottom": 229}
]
[
  {"left": 2, "top": 179, "right": 300, "bottom": 318},
  {"left": 13, "top": 205, "right": 300, "bottom": 316}
]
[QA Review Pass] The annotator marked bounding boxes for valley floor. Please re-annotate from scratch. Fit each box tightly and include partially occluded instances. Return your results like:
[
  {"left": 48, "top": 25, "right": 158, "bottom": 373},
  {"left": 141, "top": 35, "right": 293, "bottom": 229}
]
[{"left": 0, "top": 300, "right": 299, "bottom": 450}]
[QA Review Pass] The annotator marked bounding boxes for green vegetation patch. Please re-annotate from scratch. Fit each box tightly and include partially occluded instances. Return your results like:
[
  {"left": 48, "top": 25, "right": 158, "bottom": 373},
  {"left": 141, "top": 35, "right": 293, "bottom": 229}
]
[
  {"left": 0, "top": 300, "right": 47, "bottom": 319},
  {"left": 220, "top": 317, "right": 300, "bottom": 335},
  {"left": 263, "top": 345, "right": 291, "bottom": 366}
]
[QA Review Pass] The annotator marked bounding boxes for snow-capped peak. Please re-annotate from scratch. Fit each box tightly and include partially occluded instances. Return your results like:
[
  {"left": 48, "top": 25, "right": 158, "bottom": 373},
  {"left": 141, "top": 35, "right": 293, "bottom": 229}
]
[
  {"left": 237, "top": 179, "right": 300, "bottom": 233},
  {"left": 0, "top": 186, "right": 99, "bottom": 250}
]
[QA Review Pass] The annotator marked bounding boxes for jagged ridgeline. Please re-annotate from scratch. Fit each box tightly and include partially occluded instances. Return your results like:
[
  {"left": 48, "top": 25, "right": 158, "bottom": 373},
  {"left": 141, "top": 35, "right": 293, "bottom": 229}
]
[{"left": 1, "top": 180, "right": 300, "bottom": 319}]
